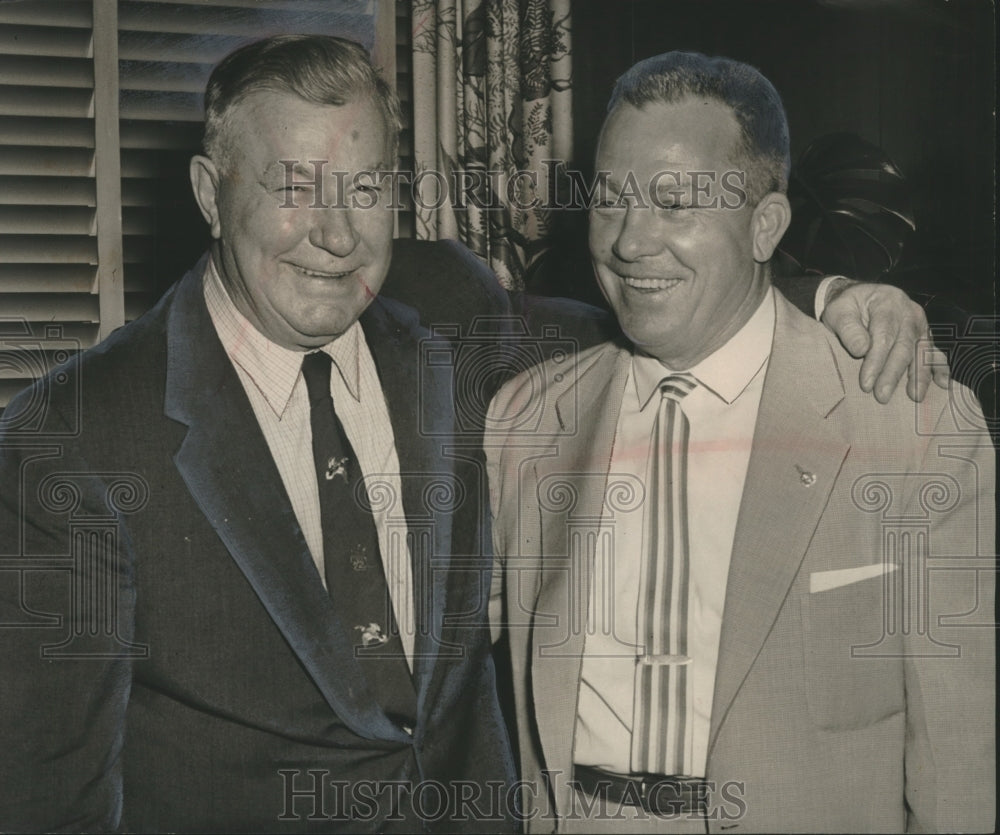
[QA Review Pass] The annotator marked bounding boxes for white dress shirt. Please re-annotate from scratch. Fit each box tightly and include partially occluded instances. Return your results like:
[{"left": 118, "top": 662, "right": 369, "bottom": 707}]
[
  {"left": 574, "top": 288, "right": 776, "bottom": 776},
  {"left": 203, "top": 259, "right": 415, "bottom": 664}
]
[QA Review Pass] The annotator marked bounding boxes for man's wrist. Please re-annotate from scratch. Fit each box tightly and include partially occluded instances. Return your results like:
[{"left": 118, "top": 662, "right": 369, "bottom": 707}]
[{"left": 815, "top": 275, "right": 855, "bottom": 320}]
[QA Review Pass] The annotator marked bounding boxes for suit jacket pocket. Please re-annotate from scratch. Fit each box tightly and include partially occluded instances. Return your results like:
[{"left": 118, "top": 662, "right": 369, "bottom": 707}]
[{"left": 799, "top": 573, "right": 904, "bottom": 730}]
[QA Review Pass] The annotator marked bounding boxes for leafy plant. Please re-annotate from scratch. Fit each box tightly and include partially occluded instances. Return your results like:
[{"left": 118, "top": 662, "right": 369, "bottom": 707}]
[{"left": 776, "top": 132, "right": 916, "bottom": 282}]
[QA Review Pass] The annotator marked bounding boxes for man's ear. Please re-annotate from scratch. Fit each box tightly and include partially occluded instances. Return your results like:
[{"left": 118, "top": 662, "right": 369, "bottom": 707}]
[
  {"left": 189, "top": 155, "right": 222, "bottom": 240},
  {"left": 751, "top": 191, "right": 791, "bottom": 262}
]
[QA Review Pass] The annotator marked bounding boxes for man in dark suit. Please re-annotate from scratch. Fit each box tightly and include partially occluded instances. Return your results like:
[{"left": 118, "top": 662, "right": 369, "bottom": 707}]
[
  {"left": 0, "top": 35, "right": 516, "bottom": 833},
  {"left": 0, "top": 34, "right": 949, "bottom": 834}
]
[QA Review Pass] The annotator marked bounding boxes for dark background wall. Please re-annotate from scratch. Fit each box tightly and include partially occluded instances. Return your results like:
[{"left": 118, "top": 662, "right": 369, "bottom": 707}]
[
  {"left": 143, "top": 0, "right": 995, "bottom": 329},
  {"left": 534, "top": 0, "right": 995, "bottom": 321}
]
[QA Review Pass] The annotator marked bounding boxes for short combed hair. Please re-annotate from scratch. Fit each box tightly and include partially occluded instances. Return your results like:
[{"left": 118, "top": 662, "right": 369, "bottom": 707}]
[
  {"left": 202, "top": 34, "right": 402, "bottom": 169},
  {"left": 608, "top": 51, "right": 790, "bottom": 204}
]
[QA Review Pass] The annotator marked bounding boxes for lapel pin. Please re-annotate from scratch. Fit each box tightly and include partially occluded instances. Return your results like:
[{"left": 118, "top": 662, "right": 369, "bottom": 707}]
[
  {"left": 355, "top": 622, "right": 388, "bottom": 647},
  {"left": 795, "top": 465, "right": 816, "bottom": 486},
  {"left": 326, "top": 456, "right": 349, "bottom": 482}
]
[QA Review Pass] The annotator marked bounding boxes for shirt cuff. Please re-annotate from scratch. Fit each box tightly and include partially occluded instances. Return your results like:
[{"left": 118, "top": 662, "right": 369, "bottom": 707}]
[{"left": 814, "top": 274, "right": 847, "bottom": 321}]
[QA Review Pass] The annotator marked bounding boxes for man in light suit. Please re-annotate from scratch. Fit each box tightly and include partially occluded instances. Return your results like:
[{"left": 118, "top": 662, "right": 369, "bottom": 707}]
[
  {"left": 486, "top": 52, "right": 995, "bottom": 833},
  {"left": 0, "top": 36, "right": 517, "bottom": 832}
]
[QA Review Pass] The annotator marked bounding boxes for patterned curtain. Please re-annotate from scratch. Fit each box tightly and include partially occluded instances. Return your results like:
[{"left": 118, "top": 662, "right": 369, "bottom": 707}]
[{"left": 411, "top": 0, "right": 573, "bottom": 290}]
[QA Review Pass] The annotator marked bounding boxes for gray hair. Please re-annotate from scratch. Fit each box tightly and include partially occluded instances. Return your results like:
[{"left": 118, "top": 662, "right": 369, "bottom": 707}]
[{"left": 203, "top": 34, "right": 402, "bottom": 169}]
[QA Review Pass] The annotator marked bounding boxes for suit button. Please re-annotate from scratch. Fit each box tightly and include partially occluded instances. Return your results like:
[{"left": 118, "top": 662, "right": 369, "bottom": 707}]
[{"left": 401, "top": 724, "right": 413, "bottom": 736}]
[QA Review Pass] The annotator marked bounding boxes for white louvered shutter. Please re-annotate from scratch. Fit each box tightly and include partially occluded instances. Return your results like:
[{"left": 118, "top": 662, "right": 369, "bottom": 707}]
[
  {"left": 1, "top": 0, "right": 385, "bottom": 415},
  {"left": 0, "top": 0, "right": 101, "bottom": 410}
]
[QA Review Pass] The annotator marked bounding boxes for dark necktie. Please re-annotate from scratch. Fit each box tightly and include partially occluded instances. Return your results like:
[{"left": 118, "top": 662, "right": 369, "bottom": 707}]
[
  {"left": 300, "top": 350, "right": 416, "bottom": 728},
  {"left": 631, "top": 373, "right": 697, "bottom": 775}
]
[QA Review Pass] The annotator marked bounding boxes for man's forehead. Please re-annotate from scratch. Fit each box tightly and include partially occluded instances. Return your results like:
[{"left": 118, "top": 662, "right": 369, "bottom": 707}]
[
  {"left": 228, "top": 88, "right": 384, "bottom": 137},
  {"left": 255, "top": 159, "right": 390, "bottom": 189},
  {"left": 261, "top": 159, "right": 390, "bottom": 177},
  {"left": 597, "top": 98, "right": 741, "bottom": 167},
  {"left": 234, "top": 85, "right": 364, "bottom": 111},
  {"left": 601, "top": 97, "right": 738, "bottom": 140},
  {"left": 222, "top": 91, "right": 391, "bottom": 171}
]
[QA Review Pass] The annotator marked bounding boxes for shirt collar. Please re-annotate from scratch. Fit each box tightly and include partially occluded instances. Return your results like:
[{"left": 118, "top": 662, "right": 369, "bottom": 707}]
[
  {"left": 202, "top": 257, "right": 361, "bottom": 418},
  {"left": 632, "top": 287, "right": 775, "bottom": 410}
]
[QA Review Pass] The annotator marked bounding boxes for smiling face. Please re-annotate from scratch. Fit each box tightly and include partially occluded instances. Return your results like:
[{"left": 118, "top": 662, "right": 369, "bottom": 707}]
[
  {"left": 590, "top": 97, "right": 787, "bottom": 369},
  {"left": 190, "top": 89, "right": 395, "bottom": 350}
]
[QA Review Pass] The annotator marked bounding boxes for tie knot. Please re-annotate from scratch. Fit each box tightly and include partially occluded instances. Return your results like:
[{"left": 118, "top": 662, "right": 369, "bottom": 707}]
[
  {"left": 301, "top": 350, "right": 333, "bottom": 406},
  {"left": 659, "top": 373, "right": 697, "bottom": 403}
]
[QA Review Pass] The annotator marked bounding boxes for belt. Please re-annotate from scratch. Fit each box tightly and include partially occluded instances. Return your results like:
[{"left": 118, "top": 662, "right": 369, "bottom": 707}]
[{"left": 573, "top": 764, "right": 708, "bottom": 817}]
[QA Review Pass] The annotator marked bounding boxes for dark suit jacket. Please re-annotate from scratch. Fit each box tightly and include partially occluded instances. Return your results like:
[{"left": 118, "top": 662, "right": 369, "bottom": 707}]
[{"left": 0, "top": 245, "right": 517, "bottom": 833}]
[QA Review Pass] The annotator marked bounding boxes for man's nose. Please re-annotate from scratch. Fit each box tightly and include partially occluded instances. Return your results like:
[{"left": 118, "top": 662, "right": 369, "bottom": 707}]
[
  {"left": 611, "top": 204, "right": 665, "bottom": 261},
  {"left": 308, "top": 207, "right": 358, "bottom": 256}
]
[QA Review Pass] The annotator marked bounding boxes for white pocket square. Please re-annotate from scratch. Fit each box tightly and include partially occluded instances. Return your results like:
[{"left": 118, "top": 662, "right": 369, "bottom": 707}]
[{"left": 809, "top": 563, "right": 898, "bottom": 594}]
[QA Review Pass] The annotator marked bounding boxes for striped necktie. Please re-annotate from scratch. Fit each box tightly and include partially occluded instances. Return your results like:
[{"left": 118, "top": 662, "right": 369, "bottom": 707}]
[{"left": 631, "top": 373, "right": 697, "bottom": 776}]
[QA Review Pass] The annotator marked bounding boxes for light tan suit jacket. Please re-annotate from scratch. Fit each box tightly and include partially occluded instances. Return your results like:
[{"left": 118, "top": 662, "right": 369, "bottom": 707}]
[{"left": 486, "top": 291, "right": 995, "bottom": 833}]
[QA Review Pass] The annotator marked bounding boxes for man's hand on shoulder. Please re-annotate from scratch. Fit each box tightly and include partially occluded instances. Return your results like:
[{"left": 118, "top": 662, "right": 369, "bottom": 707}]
[{"left": 820, "top": 277, "right": 950, "bottom": 404}]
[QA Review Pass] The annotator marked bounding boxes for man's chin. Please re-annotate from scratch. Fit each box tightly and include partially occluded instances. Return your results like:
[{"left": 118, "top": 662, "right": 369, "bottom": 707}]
[
  {"left": 293, "top": 300, "right": 375, "bottom": 339},
  {"left": 294, "top": 326, "right": 353, "bottom": 348},
  {"left": 621, "top": 327, "right": 690, "bottom": 365}
]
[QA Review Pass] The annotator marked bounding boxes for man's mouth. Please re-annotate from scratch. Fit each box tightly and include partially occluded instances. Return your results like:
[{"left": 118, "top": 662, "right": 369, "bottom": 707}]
[
  {"left": 622, "top": 276, "right": 683, "bottom": 291},
  {"left": 291, "top": 264, "right": 357, "bottom": 279}
]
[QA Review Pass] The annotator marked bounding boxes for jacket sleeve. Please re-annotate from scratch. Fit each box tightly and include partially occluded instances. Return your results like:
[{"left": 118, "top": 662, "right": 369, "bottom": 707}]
[
  {"left": 0, "top": 388, "right": 135, "bottom": 832},
  {"left": 902, "top": 389, "right": 995, "bottom": 833}
]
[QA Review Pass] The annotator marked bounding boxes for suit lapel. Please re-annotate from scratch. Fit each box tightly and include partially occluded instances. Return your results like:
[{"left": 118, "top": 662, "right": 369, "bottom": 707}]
[
  {"left": 164, "top": 265, "right": 408, "bottom": 743},
  {"left": 531, "top": 344, "right": 631, "bottom": 792},
  {"left": 708, "top": 293, "right": 851, "bottom": 756}
]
